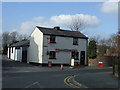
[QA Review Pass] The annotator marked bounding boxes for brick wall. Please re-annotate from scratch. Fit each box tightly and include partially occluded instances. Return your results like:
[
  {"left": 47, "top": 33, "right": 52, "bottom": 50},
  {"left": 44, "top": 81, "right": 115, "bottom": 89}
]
[
  {"left": 88, "top": 56, "right": 114, "bottom": 67},
  {"left": 88, "top": 59, "right": 98, "bottom": 66}
]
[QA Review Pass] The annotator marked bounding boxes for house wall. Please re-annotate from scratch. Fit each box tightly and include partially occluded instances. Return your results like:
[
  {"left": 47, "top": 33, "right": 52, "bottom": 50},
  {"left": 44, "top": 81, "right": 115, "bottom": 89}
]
[
  {"left": 29, "top": 28, "right": 43, "bottom": 63},
  {"left": 10, "top": 47, "right": 15, "bottom": 60},
  {"left": 20, "top": 47, "right": 22, "bottom": 62},
  {"left": 42, "top": 35, "right": 87, "bottom": 65},
  {"left": 27, "top": 47, "right": 29, "bottom": 63},
  {"left": 14, "top": 49, "right": 18, "bottom": 61},
  {"left": 7, "top": 47, "right": 9, "bottom": 58},
  {"left": 14, "top": 48, "right": 22, "bottom": 62}
]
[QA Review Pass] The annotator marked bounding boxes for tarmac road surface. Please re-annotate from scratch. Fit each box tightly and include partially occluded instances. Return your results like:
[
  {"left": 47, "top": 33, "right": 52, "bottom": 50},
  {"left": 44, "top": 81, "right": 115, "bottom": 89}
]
[{"left": 2, "top": 55, "right": 118, "bottom": 89}]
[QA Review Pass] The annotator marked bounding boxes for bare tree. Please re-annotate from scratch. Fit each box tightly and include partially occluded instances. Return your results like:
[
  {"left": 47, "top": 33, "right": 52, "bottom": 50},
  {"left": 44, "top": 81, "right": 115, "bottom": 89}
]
[
  {"left": 17, "top": 34, "right": 23, "bottom": 41},
  {"left": 9, "top": 31, "right": 18, "bottom": 44},
  {"left": 66, "top": 16, "right": 86, "bottom": 31},
  {"left": 2, "top": 31, "right": 29, "bottom": 54},
  {"left": 112, "top": 32, "right": 120, "bottom": 56},
  {"left": 2, "top": 32, "right": 10, "bottom": 54},
  {"left": 2, "top": 32, "right": 10, "bottom": 46},
  {"left": 17, "top": 34, "right": 29, "bottom": 41},
  {"left": 96, "top": 33, "right": 120, "bottom": 56}
]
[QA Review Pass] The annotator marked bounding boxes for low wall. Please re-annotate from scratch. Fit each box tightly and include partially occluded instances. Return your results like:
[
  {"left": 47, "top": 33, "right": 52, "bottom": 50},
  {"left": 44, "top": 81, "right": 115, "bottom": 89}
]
[
  {"left": 89, "top": 56, "right": 120, "bottom": 77},
  {"left": 88, "top": 59, "right": 98, "bottom": 66},
  {"left": 88, "top": 56, "right": 115, "bottom": 67}
]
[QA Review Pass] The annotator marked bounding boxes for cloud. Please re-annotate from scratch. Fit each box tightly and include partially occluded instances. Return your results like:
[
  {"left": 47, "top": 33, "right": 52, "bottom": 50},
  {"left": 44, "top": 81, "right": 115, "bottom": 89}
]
[
  {"left": 18, "top": 16, "right": 45, "bottom": 35},
  {"left": 50, "top": 14, "right": 100, "bottom": 28},
  {"left": 13, "top": 14, "right": 100, "bottom": 35},
  {"left": 101, "top": 0, "right": 118, "bottom": 14}
]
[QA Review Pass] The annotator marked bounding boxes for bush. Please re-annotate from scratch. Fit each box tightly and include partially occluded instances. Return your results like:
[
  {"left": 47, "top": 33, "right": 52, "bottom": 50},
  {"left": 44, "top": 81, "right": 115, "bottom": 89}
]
[{"left": 88, "top": 40, "right": 97, "bottom": 59}]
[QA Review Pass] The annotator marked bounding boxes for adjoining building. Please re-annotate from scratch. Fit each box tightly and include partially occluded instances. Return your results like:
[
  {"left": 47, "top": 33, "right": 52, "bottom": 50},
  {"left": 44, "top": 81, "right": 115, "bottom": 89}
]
[
  {"left": 29, "top": 26, "right": 88, "bottom": 65},
  {"left": 7, "top": 40, "right": 29, "bottom": 63}
]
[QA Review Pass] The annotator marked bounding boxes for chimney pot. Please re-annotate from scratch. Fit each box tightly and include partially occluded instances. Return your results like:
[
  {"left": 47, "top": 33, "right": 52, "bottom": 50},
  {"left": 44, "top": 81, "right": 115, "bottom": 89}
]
[{"left": 54, "top": 26, "right": 60, "bottom": 30}]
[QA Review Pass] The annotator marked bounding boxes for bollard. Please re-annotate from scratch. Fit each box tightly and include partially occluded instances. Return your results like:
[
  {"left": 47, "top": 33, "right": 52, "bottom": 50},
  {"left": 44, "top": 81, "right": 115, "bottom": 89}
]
[
  {"left": 60, "top": 64, "right": 64, "bottom": 70},
  {"left": 98, "top": 62, "right": 103, "bottom": 68},
  {"left": 48, "top": 61, "right": 52, "bottom": 67}
]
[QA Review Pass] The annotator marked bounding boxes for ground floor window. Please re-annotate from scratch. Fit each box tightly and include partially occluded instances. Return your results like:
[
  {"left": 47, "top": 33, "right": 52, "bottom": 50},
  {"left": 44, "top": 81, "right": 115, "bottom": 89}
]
[
  {"left": 71, "top": 51, "right": 79, "bottom": 60},
  {"left": 49, "top": 51, "right": 56, "bottom": 59}
]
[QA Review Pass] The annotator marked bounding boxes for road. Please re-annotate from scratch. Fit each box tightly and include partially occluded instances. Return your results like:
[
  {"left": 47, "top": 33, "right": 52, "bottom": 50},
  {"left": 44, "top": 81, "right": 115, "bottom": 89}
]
[{"left": 2, "top": 55, "right": 118, "bottom": 89}]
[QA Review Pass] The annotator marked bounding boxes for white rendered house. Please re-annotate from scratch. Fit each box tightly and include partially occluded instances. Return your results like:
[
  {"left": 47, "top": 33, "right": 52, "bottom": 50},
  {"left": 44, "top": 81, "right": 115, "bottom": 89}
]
[{"left": 29, "top": 26, "right": 88, "bottom": 65}]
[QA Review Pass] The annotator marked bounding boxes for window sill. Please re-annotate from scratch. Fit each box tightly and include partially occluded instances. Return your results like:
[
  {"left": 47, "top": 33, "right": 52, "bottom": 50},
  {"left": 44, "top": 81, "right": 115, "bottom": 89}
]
[
  {"left": 49, "top": 58, "right": 56, "bottom": 59},
  {"left": 49, "top": 42, "right": 56, "bottom": 44},
  {"left": 73, "top": 43, "right": 78, "bottom": 45},
  {"left": 71, "top": 58, "right": 79, "bottom": 60}
]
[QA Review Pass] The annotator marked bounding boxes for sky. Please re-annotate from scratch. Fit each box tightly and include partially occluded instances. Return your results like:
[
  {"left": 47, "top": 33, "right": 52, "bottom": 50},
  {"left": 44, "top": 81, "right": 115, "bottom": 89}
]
[{"left": 2, "top": 1, "right": 118, "bottom": 39}]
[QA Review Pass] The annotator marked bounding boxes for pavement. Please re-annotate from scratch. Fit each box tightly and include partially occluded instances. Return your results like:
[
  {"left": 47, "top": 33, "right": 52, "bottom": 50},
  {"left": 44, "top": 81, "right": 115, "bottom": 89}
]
[
  {"left": 2, "top": 55, "right": 119, "bottom": 89},
  {"left": 73, "top": 72, "right": 119, "bottom": 88},
  {"left": 2, "top": 55, "right": 113, "bottom": 73},
  {"left": 63, "top": 67, "right": 119, "bottom": 89}
]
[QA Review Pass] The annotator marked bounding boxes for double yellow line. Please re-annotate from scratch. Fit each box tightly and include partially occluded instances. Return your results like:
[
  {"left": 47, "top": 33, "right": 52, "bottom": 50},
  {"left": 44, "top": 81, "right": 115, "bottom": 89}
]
[{"left": 64, "top": 75, "right": 80, "bottom": 88}]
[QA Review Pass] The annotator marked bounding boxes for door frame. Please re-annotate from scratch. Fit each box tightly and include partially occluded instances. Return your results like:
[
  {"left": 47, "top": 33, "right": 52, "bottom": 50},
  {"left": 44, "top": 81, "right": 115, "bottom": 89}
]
[
  {"left": 22, "top": 47, "right": 27, "bottom": 63},
  {"left": 80, "top": 51, "right": 85, "bottom": 65}
]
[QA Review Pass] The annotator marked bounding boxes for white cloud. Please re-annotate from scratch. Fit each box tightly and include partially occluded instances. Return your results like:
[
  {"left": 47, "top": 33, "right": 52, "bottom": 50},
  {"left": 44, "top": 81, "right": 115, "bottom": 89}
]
[
  {"left": 17, "top": 16, "right": 49, "bottom": 35},
  {"left": 101, "top": 0, "right": 118, "bottom": 14},
  {"left": 51, "top": 14, "right": 100, "bottom": 26},
  {"left": 13, "top": 14, "right": 100, "bottom": 35}
]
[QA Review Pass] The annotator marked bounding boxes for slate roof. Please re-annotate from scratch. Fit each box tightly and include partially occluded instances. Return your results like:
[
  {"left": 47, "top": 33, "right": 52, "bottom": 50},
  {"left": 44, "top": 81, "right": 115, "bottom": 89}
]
[
  {"left": 10, "top": 40, "right": 29, "bottom": 47},
  {"left": 37, "top": 26, "right": 88, "bottom": 39}
]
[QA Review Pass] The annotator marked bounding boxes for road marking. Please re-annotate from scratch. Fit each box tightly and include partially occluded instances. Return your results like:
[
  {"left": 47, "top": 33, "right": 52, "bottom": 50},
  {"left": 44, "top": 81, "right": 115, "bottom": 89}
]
[
  {"left": 64, "top": 75, "right": 81, "bottom": 88},
  {"left": 64, "top": 75, "right": 89, "bottom": 88},
  {"left": 64, "top": 72, "right": 112, "bottom": 88},
  {"left": 25, "top": 82, "right": 44, "bottom": 88},
  {"left": 64, "top": 76, "right": 71, "bottom": 87}
]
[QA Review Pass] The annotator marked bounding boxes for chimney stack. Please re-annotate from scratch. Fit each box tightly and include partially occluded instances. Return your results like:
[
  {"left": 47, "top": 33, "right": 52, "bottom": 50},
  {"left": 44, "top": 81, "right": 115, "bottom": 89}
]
[{"left": 53, "top": 26, "right": 60, "bottom": 30}]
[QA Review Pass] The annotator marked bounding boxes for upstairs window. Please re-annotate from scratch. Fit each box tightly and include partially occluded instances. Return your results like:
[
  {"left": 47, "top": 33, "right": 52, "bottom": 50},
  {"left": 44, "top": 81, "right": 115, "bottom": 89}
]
[
  {"left": 71, "top": 51, "right": 79, "bottom": 60},
  {"left": 49, "top": 51, "right": 56, "bottom": 59},
  {"left": 73, "top": 38, "right": 78, "bottom": 45},
  {"left": 48, "top": 36, "right": 56, "bottom": 43}
]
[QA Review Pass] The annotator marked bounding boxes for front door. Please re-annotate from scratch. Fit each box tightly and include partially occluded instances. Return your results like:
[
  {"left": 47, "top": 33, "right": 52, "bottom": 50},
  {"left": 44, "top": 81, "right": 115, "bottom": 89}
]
[
  {"left": 22, "top": 47, "right": 27, "bottom": 63},
  {"left": 80, "top": 51, "right": 85, "bottom": 65}
]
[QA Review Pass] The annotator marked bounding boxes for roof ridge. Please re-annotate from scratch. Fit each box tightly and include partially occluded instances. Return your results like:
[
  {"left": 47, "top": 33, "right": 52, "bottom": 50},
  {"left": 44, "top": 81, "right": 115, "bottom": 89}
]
[
  {"left": 36, "top": 26, "right": 52, "bottom": 30},
  {"left": 37, "top": 26, "right": 81, "bottom": 32},
  {"left": 36, "top": 26, "right": 88, "bottom": 39}
]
